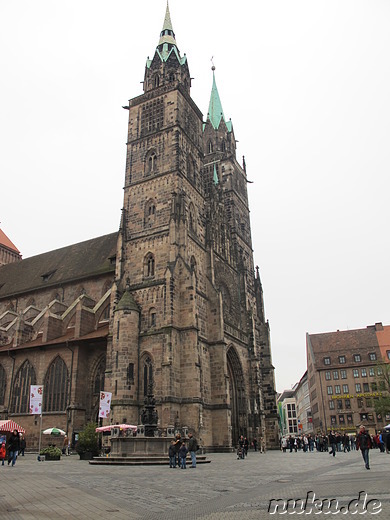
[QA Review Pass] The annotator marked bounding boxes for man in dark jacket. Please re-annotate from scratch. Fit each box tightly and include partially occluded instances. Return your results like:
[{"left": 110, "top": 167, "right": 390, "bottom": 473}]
[
  {"left": 8, "top": 429, "right": 21, "bottom": 466},
  {"left": 188, "top": 433, "right": 197, "bottom": 468},
  {"left": 328, "top": 432, "right": 337, "bottom": 457},
  {"left": 356, "top": 425, "right": 372, "bottom": 470}
]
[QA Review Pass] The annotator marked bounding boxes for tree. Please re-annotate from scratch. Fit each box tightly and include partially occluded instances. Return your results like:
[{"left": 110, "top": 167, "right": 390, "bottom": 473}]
[{"left": 374, "top": 362, "right": 390, "bottom": 420}]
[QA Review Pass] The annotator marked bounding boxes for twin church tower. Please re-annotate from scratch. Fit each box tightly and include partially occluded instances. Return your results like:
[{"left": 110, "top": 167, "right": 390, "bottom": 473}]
[
  {"left": 107, "top": 4, "right": 278, "bottom": 448},
  {"left": 0, "top": 3, "right": 278, "bottom": 450}
]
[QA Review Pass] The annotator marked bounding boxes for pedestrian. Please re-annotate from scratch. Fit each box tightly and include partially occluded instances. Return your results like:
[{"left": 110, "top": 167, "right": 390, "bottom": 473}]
[
  {"left": 260, "top": 437, "right": 266, "bottom": 454},
  {"left": 356, "top": 425, "right": 372, "bottom": 470},
  {"left": 179, "top": 441, "right": 188, "bottom": 469},
  {"left": 173, "top": 433, "right": 181, "bottom": 468},
  {"left": 0, "top": 442, "right": 6, "bottom": 466},
  {"left": 19, "top": 435, "right": 26, "bottom": 456},
  {"left": 188, "top": 432, "right": 197, "bottom": 468},
  {"left": 237, "top": 435, "right": 245, "bottom": 459},
  {"left": 244, "top": 437, "right": 249, "bottom": 456},
  {"left": 252, "top": 438, "right": 258, "bottom": 452},
  {"left": 7, "top": 429, "right": 20, "bottom": 466},
  {"left": 281, "top": 437, "right": 287, "bottom": 453},
  {"left": 168, "top": 440, "right": 176, "bottom": 468},
  {"left": 328, "top": 431, "right": 337, "bottom": 457}
]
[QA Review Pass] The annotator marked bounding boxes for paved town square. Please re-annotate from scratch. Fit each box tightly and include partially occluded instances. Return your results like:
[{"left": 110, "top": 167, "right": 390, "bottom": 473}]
[{"left": 0, "top": 449, "right": 389, "bottom": 519}]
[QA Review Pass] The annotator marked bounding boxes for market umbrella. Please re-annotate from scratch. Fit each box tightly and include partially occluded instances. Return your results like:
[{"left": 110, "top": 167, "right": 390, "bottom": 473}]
[
  {"left": 0, "top": 420, "right": 26, "bottom": 433},
  {"left": 42, "top": 428, "right": 66, "bottom": 436}
]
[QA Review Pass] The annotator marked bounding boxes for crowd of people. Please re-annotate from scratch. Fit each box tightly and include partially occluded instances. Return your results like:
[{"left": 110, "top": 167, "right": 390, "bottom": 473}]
[
  {"left": 168, "top": 432, "right": 198, "bottom": 469},
  {"left": 0, "top": 429, "right": 26, "bottom": 467},
  {"left": 281, "top": 427, "right": 390, "bottom": 456}
]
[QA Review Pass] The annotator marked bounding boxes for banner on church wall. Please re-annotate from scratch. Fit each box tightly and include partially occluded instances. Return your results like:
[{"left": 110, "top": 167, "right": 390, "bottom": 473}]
[
  {"left": 30, "top": 385, "right": 43, "bottom": 415},
  {"left": 99, "top": 391, "right": 112, "bottom": 418}
]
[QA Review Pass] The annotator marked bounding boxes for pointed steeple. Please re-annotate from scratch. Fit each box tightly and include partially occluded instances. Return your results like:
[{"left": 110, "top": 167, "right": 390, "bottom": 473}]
[
  {"left": 146, "top": 1, "right": 187, "bottom": 68},
  {"left": 158, "top": 1, "right": 176, "bottom": 47},
  {"left": 207, "top": 67, "right": 232, "bottom": 131}
]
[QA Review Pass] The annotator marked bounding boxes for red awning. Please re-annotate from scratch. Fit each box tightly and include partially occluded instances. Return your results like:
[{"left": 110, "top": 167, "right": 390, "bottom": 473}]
[{"left": 0, "top": 420, "right": 26, "bottom": 433}]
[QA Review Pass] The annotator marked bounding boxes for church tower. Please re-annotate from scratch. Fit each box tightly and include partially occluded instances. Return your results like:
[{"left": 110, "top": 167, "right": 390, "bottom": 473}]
[{"left": 106, "top": 3, "right": 278, "bottom": 449}]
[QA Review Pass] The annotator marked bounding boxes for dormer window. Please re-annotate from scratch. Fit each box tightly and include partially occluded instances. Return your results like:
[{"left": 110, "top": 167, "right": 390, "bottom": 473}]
[{"left": 41, "top": 270, "right": 56, "bottom": 282}]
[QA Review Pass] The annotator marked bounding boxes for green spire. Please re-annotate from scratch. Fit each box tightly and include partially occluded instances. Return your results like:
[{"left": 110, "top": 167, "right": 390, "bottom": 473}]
[
  {"left": 158, "top": 1, "right": 176, "bottom": 47},
  {"left": 146, "top": 1, "right": 187, "bottom": 67},
  {"left": 115, "top": 281, "right": 139, "bottom": 313},
  {"left": 207, "top": 68, "right": 232, "bottom": 131}
]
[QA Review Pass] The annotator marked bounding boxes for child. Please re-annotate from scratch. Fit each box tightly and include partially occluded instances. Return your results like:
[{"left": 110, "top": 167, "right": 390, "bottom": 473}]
[
  {"left": 168, "top": 440, "right": 176, "bottom": 468},
  {"left": 179, "top": 441, "right": 188, "bottom": 469},
  {"left": 0, "top": 442, "right": 6, "bottom": 466}
]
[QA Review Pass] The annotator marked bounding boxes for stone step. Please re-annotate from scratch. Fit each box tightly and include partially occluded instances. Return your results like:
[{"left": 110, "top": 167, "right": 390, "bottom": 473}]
[{"left": 89, "top": 455, "right": 210, "bottom": 466}]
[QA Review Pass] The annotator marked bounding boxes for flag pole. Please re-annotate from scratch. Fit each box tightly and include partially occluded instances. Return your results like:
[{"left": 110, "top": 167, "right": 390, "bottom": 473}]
[{"left": 38, "top": 413, "right": 42, "bottom": 456}]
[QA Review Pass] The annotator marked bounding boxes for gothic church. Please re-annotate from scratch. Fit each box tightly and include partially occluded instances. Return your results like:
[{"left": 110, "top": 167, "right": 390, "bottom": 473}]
[{"left": 0, "top": 4, "right": 278, "bottom": 450}]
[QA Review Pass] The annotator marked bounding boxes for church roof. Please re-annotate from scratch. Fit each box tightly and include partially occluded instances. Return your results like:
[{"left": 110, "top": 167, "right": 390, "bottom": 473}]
[
  {"left": 206, "top": 69, "right": 232, "bottom": 132},
  {"left": 0, "top": 232, "right": 117, "bottom": 300},
  {"left": 0, "top": 228, "right": 20, "bottom": 254}
]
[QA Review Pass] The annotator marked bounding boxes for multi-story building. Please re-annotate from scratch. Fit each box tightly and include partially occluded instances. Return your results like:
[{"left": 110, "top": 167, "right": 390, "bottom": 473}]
[
  {"left": 0, "top": 4, "right": 278, "bottom": 450},
  {"left": 294, "top": 371, "right": 313, "bottom": 435},
  {"left": 307, "top": 323, "right": 388, "bottom": 434},
  {"left": 277, "top": 389, "right": 298, "bottom": 437}
]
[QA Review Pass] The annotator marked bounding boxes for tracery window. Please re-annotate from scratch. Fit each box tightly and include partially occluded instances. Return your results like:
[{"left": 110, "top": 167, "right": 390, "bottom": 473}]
[
  {"left": 147, "top": 153, "right": 157, "bottom": 174},
  {"left": 10, "top": 360, "right": 36, "bottom": 414},
  {"left": 141, "top": 99, "right": 164, "bottom": 135},
  {"left": 43, "top": 356, "right": 69, "bottom": 412},
  {"left": 143, "top": 356, "right": 153, "bottom": 396},
  {"left": 145, "top": 199, "right": 157, "bottom": 227},
  {"left": 144, "top": 253, "right": 155, "bottom": 278}
]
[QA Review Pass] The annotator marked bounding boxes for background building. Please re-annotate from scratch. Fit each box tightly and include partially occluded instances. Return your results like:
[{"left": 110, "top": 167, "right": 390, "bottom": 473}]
[
  {"left": 294, "top": 371, "right": 313, "bottom": 435},
  {"left": 0, "top": 5, "right": 278, "bottom": 450},
  {"left": 0, "top": 228, "right": 21, "bottom": 266},
  {"left": 307, "top": 323, "right": 388, "bottom": 434},
  {"left": 277, "top": 389, "right": 298, "bottom": 437}
]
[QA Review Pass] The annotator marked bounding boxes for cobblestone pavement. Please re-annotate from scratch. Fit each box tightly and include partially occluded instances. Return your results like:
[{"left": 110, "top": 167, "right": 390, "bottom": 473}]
[{"left": 0, "top": 449, "right": 389, "bottom": 519}]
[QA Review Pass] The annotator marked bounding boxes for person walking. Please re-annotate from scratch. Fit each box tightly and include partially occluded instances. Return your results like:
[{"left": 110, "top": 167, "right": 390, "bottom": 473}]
[
  {"left": 188, "top": 433, "right": 197, "bottom": 468},
  {"left": 19, "top": 436, "right": 26, "bottom": 456},
  {"left": 173, "top": 433, "right": 181, "bottom": 468},
  {"left": 0, "top": 442, "right": 6, "bottom": 466},
  {"left": 7, "top": 429, "right": 20, "bottom": 467},
  {"left": 356, "top": 425, "right": 372, "bottom": 470},
  {"left": 328, "top": 431, "right": 337, "bottom": 457}
]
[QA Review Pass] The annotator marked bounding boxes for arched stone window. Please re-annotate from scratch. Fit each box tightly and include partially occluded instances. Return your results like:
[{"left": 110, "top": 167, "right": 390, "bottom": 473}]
[
  {"left": 142, "top": 356, "right": 153, "bottom": 396},
  {"left": 0, "top": 364, "right": 6, "bottom": 406},
  {"left": 43, "top": 356, "right": 69, "bottom": 412},
  {"left": 149, "top": 307, "right": 156, "bottom": 328},
  {"left": 144, "top": 253, "right": 155, "bottom": 278},
  {"left": 188, "top": 203, "right": 196, "bottom": 233},
  {"left": 10, "top": 360, "right": 36, "bottom": 414},
  {"left": 144, "top": 199, "right": 157, "bottom": 227},
  {"left": 190, "top": 256, "right": 197, "bottom": 274},
  {"left": 146, "top": 152, "right": 157, "bottom": 175},
  {"left": 92, "top": 356, "right": 106, "bottom": 401}
]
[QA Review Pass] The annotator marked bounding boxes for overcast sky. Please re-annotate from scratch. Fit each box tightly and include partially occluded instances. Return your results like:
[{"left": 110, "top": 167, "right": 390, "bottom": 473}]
[{"left": 1, "top": 1, "right": 389, "bottom": 393}]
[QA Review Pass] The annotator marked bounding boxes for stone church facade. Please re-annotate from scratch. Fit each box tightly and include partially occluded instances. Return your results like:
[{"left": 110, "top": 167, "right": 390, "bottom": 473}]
[{"left": 0, "top": 5, "right": 278, "bottom": 450}]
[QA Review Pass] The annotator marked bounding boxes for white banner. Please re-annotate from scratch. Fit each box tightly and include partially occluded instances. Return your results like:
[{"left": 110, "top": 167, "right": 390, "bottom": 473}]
[
  {"left": 30, "top": 385, "right": 43, "bottom": 415},
  {"left": 99, "top": 391, "right": 112, "bottom": 418}
]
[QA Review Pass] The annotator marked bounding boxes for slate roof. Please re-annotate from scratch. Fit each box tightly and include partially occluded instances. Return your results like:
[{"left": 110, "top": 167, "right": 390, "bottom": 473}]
[{"left": 0, "top": 232, "right": 117, "bottom": 300}]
